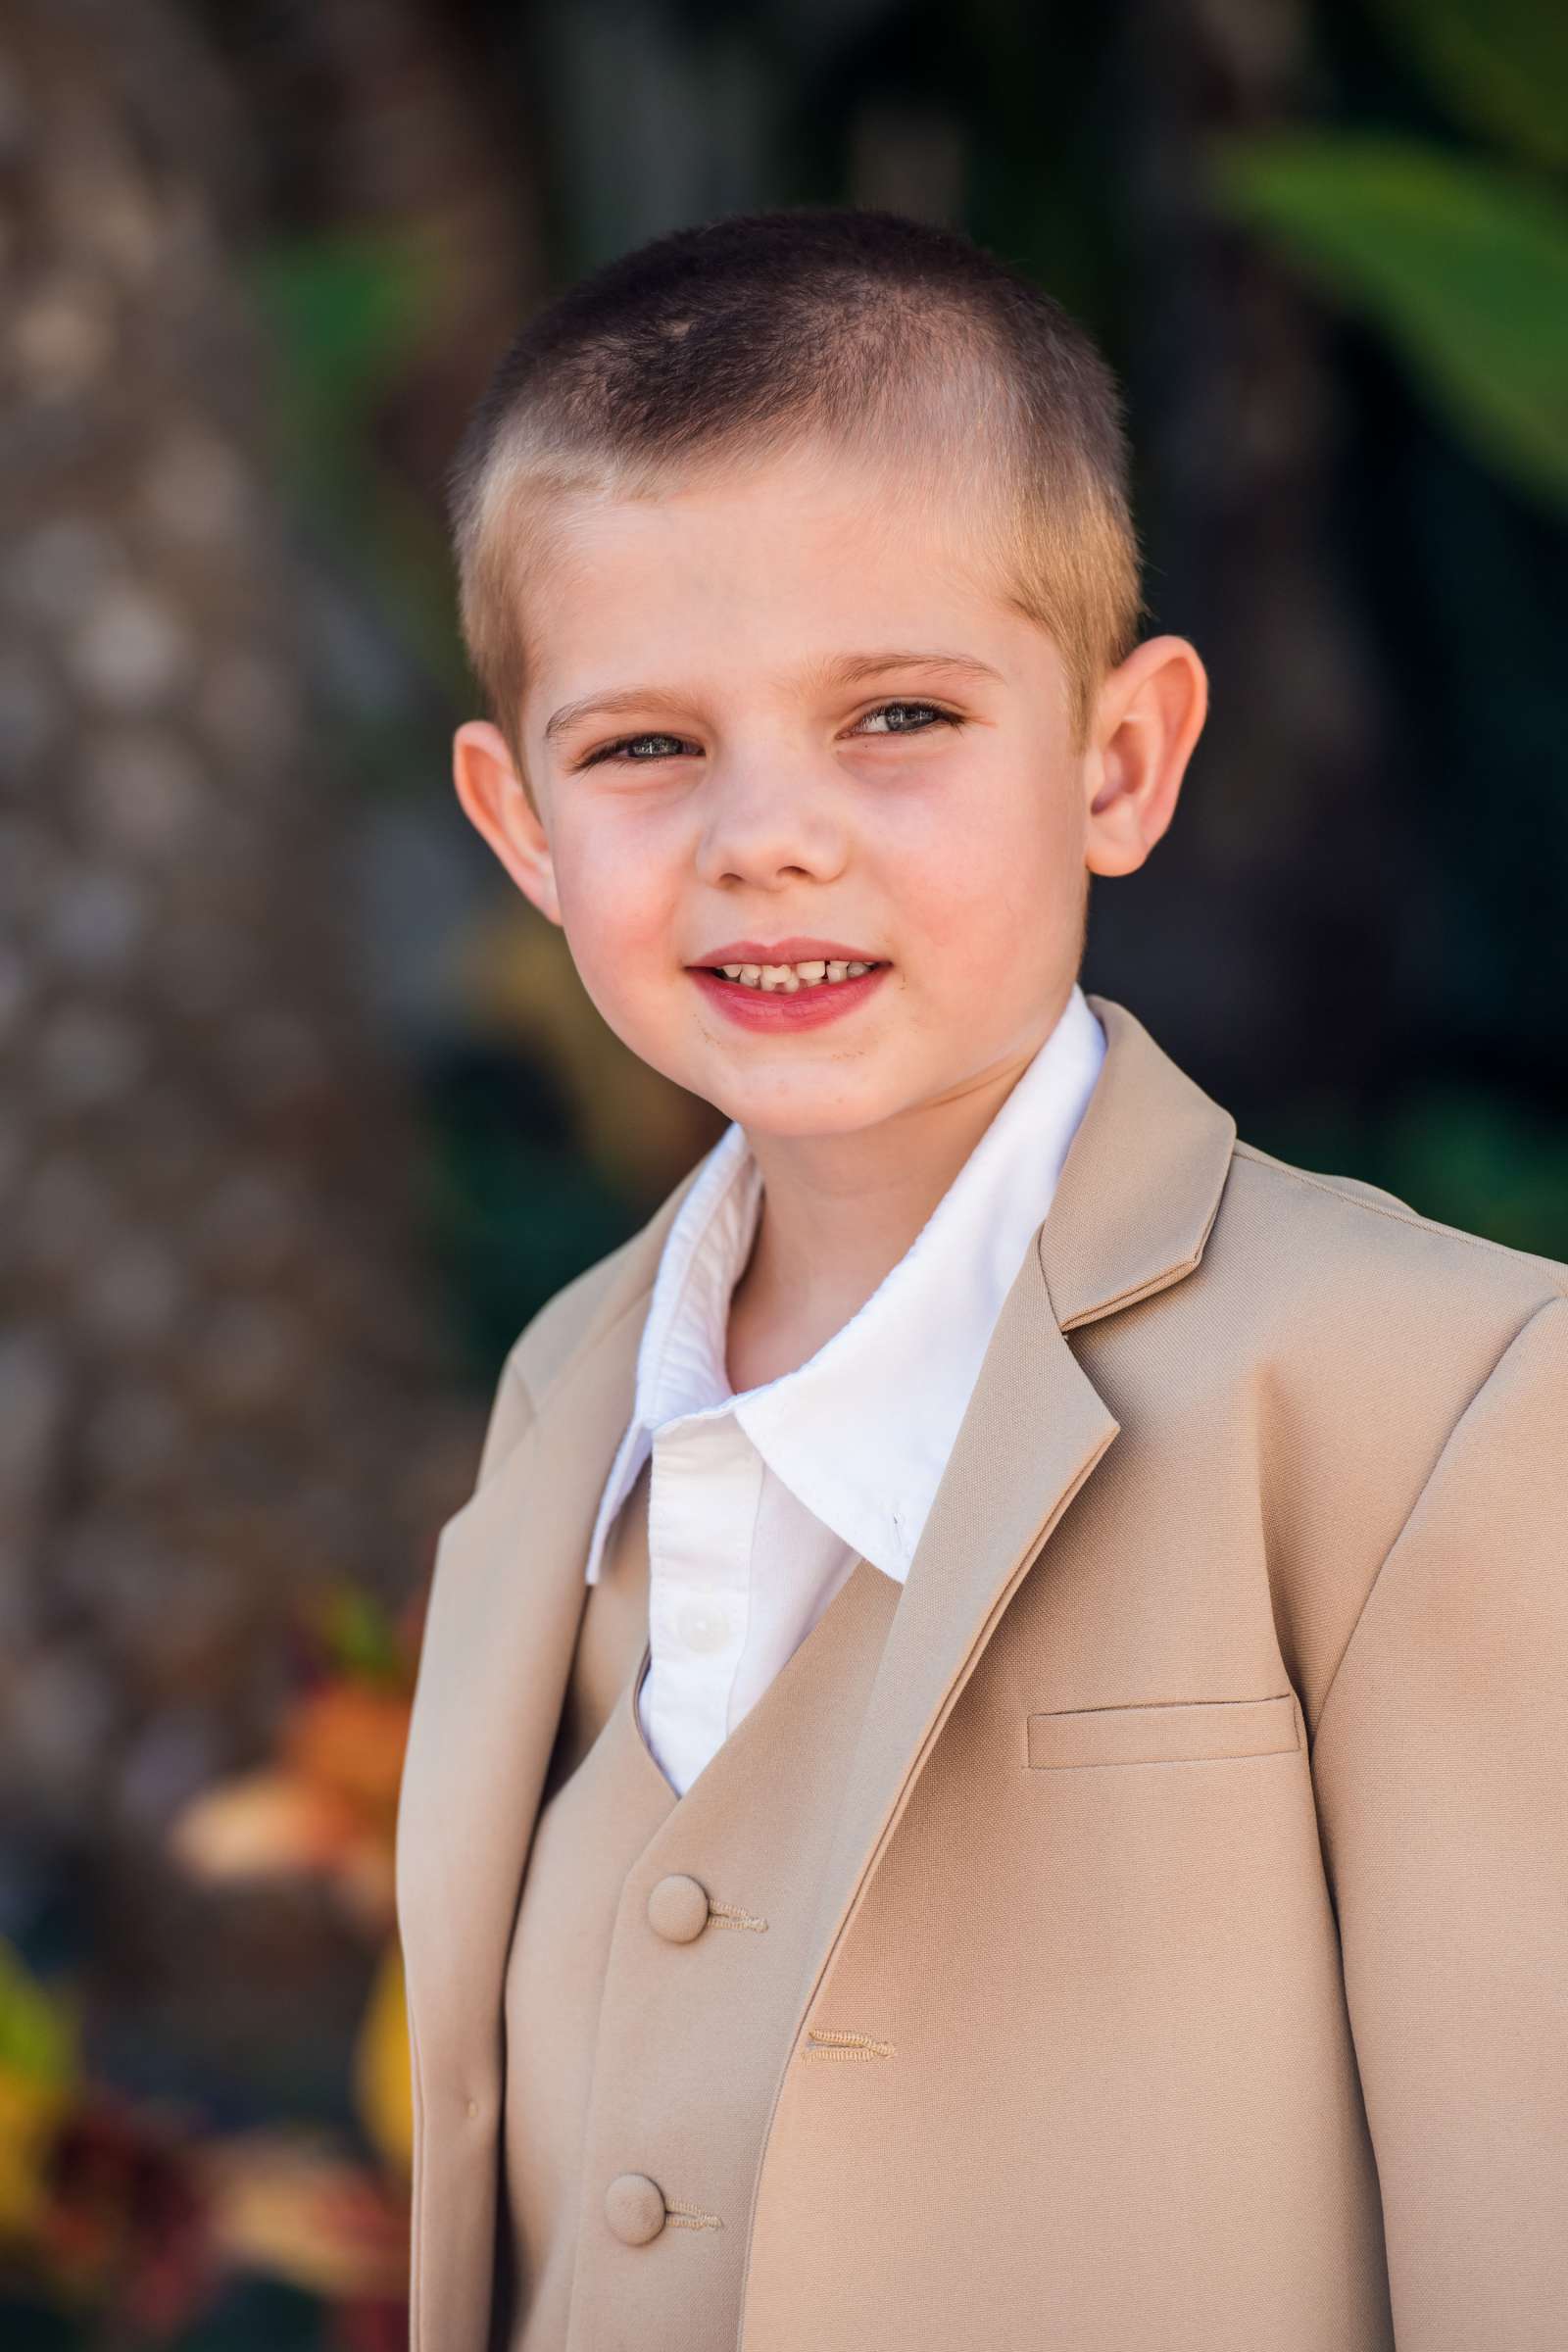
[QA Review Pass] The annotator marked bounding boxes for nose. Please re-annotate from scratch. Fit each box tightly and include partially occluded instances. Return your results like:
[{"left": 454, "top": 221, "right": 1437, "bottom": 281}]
[{"left": 692, "top": 754, "right": 849, "bottom": 892}]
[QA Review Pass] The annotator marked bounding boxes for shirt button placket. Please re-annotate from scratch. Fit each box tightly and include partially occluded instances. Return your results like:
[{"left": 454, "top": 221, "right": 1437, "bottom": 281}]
[{"left": 675, "top": 1595, "right": 733, "bottom": 1653}]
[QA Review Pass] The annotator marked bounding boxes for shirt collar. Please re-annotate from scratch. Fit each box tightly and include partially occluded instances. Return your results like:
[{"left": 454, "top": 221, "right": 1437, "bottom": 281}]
[{"left": 583, "top": 981, "right": 1105, "bottom": 1585}]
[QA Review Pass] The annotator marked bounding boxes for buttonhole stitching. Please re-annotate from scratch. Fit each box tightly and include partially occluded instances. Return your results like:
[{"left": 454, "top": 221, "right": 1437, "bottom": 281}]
[
  {"left": 664, "top": 2199, "right": 723, "bottom": 2230},
  {"left": 709, "top": 1899, "right": 767, "bottom": 1933},
  {"left": 801, "top": 2027, "right": 896, "bottom": 2063}
]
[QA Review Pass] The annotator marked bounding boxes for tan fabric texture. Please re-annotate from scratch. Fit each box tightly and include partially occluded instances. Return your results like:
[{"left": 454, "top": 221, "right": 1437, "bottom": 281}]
[
  {"left": 394, "top": 992, "right": 1568, "bottom": 2352},
  {"left": 498, "top": 1454, "right": 899, "bottom": 2346}
]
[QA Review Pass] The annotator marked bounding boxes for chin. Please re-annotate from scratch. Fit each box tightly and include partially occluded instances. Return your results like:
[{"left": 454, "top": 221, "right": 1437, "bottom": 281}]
[{"left": 706, "top": 1077, "right": 897, "bottom": 1140}]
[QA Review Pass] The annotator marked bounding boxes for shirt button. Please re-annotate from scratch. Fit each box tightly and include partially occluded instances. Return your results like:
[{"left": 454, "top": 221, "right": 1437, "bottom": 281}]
[
  {"left": 676, "top": 1597, "right": 732, "bottom": 1652},
  {"left": 647, "top": 1872, "right": 710, "bottom": 1943},
  {"left": 605, "top": 2172, "right": 666, "bottom": 2245}
]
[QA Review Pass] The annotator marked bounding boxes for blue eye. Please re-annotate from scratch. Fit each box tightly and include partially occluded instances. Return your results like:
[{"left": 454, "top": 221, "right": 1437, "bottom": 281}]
[
  {"left": 583, "top": 730, "right": 693, "bottom": 766},
  {"left": 580, "top": 699, "right": 962, "bottom": 767},
  {"left": 854, "top": 700, "right": 960, "bottom": 737}
]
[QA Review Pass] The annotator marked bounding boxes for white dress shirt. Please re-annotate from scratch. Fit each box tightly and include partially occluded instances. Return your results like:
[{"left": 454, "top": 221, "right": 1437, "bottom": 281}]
[{"left": 582, "top": 982, "right": 1107, "bottom": 1795}]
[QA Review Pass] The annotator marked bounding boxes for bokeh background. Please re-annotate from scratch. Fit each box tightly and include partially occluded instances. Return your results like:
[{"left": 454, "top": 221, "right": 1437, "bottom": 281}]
[{"left": 3, "top": 0, "right": 1565, "bottom": 2341}]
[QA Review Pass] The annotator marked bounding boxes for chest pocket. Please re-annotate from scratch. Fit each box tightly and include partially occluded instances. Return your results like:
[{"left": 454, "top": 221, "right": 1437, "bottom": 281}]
[{"left": 1026, "top": 1690, "right": 1299, "bottom": 1769}]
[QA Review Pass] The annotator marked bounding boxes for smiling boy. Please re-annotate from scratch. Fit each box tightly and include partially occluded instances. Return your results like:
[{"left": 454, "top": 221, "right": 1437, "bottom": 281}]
[{"left": 394, "top": 209, "right": 1568, "bottom": 2352}]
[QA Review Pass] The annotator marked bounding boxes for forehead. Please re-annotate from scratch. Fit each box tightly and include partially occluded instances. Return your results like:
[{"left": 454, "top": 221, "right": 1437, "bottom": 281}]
[{"left": 516, "top": 442, "right": 1026, "bottom": 709}]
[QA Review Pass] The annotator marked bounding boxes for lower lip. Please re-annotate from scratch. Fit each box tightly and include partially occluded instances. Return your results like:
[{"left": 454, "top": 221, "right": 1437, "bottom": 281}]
[{"left": 688, "top": 965, "right": 890, "bottom": 1031}]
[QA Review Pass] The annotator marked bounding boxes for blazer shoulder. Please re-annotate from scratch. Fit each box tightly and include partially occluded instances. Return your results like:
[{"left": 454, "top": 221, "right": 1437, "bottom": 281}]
[{"left": 1223, "top": 1137, "right": 1568, "bottom": 1324}]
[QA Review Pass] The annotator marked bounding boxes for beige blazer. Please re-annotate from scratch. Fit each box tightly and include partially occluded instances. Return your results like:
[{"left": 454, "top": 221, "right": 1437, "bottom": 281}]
[{"left": 395, "top": 993, "right": 1568, "bottom": 2350}]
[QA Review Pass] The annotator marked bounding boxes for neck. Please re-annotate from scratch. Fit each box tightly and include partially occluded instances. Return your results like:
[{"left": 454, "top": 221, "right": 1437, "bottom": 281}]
[{"left": 724, "top": 983, "right": 1073, "bottom": 1392}]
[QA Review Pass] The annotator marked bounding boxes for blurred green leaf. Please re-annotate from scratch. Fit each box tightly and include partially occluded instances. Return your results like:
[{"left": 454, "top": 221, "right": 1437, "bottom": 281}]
[
  {"left": 1368, "top": 0, "right": 1568, "bottom": 172},
  {"left": 246, "top": 231, "right": 471, "bottom": 717},
  {"left": 250, "top": 233, "right": 430, "bottom": 467},
  {"left": 315, "top": 1587, "right": 407, "bottom": 1690},
  {"left": 0, "top": 1938, "right": 78, "bottom": 2088},
  {"left": 1208, "top": 134, "right": 1568, "bottom": 510}
]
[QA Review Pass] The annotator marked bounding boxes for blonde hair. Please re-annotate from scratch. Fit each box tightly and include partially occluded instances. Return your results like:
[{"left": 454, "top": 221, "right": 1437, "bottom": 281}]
[{"left": 447, "top": 206, "right": 1145, "bottom": 781}]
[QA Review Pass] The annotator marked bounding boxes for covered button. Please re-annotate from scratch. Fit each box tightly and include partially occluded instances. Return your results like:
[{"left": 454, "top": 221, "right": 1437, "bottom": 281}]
[
  {"left": 647, "top": 1872, "right": 710, "bottom": 1942},
  {"left": 605, "top": 2172, "right": 666, "bottom": 2245}
]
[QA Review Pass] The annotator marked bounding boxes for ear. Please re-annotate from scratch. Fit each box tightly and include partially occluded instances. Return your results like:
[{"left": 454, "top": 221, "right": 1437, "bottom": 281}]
[
  {"left": 452, "top": 719, "right": 562, "bottom": 925},
  {"left": 1082, "top": 635, "right": 1208, "bottom": 878}
]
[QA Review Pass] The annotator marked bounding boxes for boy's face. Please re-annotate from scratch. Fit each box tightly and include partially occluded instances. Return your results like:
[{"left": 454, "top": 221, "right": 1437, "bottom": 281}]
[{"left": 457, "top": 442, "right": 1200, "bottom": 1141}]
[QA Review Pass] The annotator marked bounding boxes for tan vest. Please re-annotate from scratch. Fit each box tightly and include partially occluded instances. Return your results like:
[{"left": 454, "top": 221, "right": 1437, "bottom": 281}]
[{"left": 498, "top": 1458, "right": 900, "bottom": 2349}]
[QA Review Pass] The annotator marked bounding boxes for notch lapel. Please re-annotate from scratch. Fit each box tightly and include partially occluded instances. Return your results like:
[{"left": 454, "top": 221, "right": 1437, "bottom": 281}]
[
  {"left": 395, "top": 1186, "right": 691, "bottom": 2352},
  {"left": 738, "top": 993, "right": 1238, "bottom": 2335}
]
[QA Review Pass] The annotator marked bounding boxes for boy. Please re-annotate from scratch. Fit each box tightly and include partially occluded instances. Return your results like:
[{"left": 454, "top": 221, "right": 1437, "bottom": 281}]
[{"left": 394, "top": 208, "right": 1568, "bottom": 2351}]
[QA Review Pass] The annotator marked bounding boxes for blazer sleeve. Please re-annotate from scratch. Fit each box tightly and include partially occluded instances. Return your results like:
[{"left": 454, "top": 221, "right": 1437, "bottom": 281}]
[{"left": 1309, "top": 1289, "right": 1568, "bottom": 2346}]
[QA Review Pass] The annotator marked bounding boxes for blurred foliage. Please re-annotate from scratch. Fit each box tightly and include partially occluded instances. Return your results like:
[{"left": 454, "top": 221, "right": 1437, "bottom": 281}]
[
  {"left": 2, "top": 1575, "right": 418, "bottom": 2339},
  {"left": 1209, "top": 136, "right": 1568, "bottom": 511},
  {"left": 0, "top": 1939, "right": 217, "bottom": 2338},
  {"left": 1199, "top": 0, "right": 1567, "bottom": 1260},
  {"left": 252, "top": 236, "right": 429, "bottom": 475},
  {"left": 1380, "top": 1086, "right": 1568, "bottom": 1253},
  {"left": 0, "top": 1944, "right": 79, "bottom": 2246},
  {"left": 1368, "top": 0, "right": 1568, "bottom": 169},
  {"left": 1210, "top": 0, "right": 1568, "bottom": 513},
  {"left": 311, "top": 1591, "right": 410, "bottom": 1697},
  {"left": 250, "top": 230, "right": 472, "bottom": 709}
]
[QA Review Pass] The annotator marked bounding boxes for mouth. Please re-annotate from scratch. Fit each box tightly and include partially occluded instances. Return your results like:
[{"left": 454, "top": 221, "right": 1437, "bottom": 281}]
[
  {"left": 685, "top": 940, "right": 891, "bottom": 1031},
  {"left": 686, "top": 939, "right": 889, "bottom": 996}
]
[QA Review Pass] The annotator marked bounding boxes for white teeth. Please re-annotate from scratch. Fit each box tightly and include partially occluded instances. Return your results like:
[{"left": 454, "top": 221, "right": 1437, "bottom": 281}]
[{"left": 713, "top": 956, "right": 880, "bottom": 991}]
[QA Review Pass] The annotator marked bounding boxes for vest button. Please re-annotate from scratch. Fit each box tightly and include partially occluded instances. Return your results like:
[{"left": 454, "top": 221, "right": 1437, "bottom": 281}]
[
  {"left": 647, "top": 1872, "right": 710, "bottom": 1942},
  {"left": 605, "top": 2171, "right": 666, "bottom": 2244}
]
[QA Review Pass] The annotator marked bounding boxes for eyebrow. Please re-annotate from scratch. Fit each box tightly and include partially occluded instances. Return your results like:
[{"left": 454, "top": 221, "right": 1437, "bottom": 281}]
[{"left": 541, "top": 650, "right": 1005, "bottom": 746}]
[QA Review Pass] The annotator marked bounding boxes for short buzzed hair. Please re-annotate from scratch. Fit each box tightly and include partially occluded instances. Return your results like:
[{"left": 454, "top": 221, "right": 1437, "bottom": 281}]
[{"left": 446, "top": 206, "right": 1145, "bottom": 776}]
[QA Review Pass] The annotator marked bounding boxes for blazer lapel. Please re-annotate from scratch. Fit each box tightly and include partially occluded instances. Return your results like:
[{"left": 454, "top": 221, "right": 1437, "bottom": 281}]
[
  {"left": 741, "top": 992, "right": 1238, "bottom": 2319},
  {"left": 396, "top": 1180, "right": 692, "bottom": 2352}
]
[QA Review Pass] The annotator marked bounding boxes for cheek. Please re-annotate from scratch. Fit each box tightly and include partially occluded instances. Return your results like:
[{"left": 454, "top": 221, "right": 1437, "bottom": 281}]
[
  {"left": 893, "top": 769, "right": 1079, "bottom": 980},
  {"left": 551, "top": 812, "right": 675, "bottom": 1013}
]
